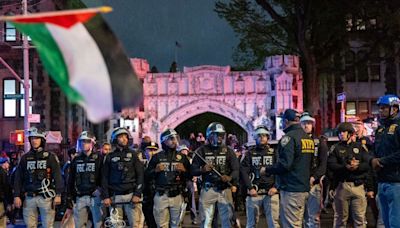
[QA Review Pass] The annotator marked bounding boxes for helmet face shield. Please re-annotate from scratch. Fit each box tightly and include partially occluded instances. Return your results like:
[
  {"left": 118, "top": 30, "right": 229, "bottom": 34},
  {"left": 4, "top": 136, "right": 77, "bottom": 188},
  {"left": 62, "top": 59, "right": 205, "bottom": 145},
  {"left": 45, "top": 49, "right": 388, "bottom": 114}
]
[
  {"left": 208, "top": 132, "right": 226, "bottom": 147},
  {"left": 76, "top": 139, "right": 94, "bottom": 152},
  {"left": 164, "top": 134, "right": 180, "bottom": 149}
]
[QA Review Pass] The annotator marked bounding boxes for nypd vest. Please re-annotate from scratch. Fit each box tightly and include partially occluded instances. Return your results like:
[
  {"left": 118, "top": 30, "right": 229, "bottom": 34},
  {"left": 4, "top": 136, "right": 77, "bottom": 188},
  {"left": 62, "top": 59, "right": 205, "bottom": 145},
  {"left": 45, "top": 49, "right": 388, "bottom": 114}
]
[
  {"left": 74, "top": 153, "right": 98, "bottom": 195},
  {"left": 203, "top": 146, "right": 231, "bottom": 184},
  {"left": 108, "top": 151, "right": 137, "bottom": 185},
  {"left": 24, "top": 150, "right": 53, "bottom": 192},
  {"left": 155, "top": 150, "right": 186, "bottom": 189},
  {"left": 248, "top": 146, "right": 274, "bottom": 188}
]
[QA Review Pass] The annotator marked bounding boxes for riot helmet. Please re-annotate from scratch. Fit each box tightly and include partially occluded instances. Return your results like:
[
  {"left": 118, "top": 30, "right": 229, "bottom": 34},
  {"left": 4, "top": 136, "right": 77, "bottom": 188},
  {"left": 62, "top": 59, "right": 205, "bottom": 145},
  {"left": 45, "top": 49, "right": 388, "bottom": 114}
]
[
  {"left": 206, "top": 122, "right": 226, "bottom": 147},
  {"left": 110, "top": 127, "right": 130, "bottom": 148}
]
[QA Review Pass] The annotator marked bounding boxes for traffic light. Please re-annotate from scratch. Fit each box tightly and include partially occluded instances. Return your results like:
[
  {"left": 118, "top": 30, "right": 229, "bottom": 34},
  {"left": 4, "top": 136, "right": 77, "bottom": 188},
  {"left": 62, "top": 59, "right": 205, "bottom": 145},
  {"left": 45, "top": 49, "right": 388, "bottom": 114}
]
[{"left": 10, "top": 130, "right": 24, "bottom": 145}]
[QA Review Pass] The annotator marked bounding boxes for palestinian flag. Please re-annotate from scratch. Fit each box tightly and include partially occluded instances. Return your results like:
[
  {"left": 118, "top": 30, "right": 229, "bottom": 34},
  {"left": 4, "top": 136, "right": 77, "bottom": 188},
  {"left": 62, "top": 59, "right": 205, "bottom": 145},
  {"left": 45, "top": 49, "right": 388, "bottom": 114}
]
[{"left": 0, "top": 7, "right": 143, "bottom": 123}]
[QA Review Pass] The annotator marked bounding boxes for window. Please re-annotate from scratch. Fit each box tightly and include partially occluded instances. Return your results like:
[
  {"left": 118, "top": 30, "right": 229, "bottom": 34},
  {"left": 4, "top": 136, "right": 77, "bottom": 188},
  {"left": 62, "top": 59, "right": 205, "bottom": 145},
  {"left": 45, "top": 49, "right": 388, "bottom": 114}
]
[
  {"left": 346, "top": 66, "right": 356, "bottom": 82},
  {"left": 5, "top": 22, "right": 16, "bottom": 41},
  {"left": 3, "top": 79, "right": 16, "bottom": 117},
  {"left": 370, "top": 65, "right": 380, "bottom": 81},
  {"left": 345, "top": 51, "right": 356, "bottom": 82},
  {"left": 358, "top": 101, "right": 369, "bottom": 114},
  {"left": 357, "top": 51, "right": 368, "bottom": 82},
  {"left": 371, "top": 100, "right": 379, "bottom": 115},
  {"left": 293, "top": 96, "right": 298, "bottom": 109},
  {"left": 346, "top": 101, "right": 356, "bottom": 115},
  {"left": 271, "top": 96, "right": 275, "bottom": 110},
  {"left": 20, "top": 79, "right": 32, "bottom": 117},
  {"left": 369, "top": 51, "right": 380, "bottom": 81}
]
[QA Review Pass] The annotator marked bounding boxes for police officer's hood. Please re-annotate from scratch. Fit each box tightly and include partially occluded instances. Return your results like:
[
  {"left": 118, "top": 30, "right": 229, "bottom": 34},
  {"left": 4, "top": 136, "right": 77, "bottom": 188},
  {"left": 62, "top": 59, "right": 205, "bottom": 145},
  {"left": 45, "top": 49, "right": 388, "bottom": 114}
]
[{"left": 283, "top": 123, "right": 302, "bottom": 134}]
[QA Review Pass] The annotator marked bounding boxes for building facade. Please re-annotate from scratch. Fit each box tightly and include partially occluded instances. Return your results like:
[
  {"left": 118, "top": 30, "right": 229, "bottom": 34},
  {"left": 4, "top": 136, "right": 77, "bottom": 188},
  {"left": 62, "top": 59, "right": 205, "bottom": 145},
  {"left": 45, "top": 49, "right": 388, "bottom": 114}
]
[{"left": 124, "top": 55, "right": 303, "bottom": 144}]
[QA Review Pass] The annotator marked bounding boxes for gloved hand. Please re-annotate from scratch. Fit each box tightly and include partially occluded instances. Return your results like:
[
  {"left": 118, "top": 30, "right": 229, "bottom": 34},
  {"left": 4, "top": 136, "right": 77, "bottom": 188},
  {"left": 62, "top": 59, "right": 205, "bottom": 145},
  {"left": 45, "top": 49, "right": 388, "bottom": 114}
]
[
  {"left": 220, "top": 175, "right": 232, "bottom": 183},
  {"left": 202, "top": 164, "right": 213, "bottom": 172},
  {"left": 155, "top": 163, "right": 166, "bottom": 172},
  {"left": 175, "top": 163, "right": 186, "bottom": 172}
]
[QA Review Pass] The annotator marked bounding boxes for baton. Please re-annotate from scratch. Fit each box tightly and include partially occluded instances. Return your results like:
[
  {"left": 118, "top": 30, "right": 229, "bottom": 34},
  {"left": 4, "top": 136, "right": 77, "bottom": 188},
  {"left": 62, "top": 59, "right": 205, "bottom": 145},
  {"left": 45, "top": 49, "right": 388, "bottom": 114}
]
[{"left": 192, "top": 149, "right": 233, "bottom": 187}]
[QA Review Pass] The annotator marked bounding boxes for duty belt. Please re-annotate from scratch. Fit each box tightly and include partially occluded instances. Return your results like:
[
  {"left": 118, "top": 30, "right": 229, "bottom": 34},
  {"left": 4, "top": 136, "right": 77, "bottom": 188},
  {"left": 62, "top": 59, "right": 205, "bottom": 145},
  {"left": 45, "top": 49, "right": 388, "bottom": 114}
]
[
  {"left": 111, "top": 190, "right": 132, "bottom": 196},
  {"left": 156, "top": 188, "right": 180, "bottom": 197},
  {"left": 25, "top": 191, "right": 43, "bottom": 197}
]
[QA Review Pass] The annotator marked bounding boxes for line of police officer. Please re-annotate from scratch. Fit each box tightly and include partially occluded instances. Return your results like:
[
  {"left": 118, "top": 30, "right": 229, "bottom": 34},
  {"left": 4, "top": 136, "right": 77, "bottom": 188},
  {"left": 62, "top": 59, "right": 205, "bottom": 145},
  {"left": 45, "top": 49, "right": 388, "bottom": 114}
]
[{"left": 7, "top": 94, "right": 400, "bottom": 228}]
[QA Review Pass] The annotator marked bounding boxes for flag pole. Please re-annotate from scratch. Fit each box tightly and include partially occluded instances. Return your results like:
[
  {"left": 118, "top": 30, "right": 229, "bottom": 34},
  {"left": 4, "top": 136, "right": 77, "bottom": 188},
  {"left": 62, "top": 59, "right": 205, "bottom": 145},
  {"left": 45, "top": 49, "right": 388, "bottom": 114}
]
[{"left": 22, "top": 0, "right": 30, "bottom": 153}]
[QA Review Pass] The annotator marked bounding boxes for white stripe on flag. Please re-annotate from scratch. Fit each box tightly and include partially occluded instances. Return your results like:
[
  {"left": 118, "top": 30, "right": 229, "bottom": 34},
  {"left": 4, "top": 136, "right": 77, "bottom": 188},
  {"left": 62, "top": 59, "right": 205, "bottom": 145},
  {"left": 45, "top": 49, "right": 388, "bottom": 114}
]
[{"left": 47, "top": 23, "right": 113, "bottom": 122}]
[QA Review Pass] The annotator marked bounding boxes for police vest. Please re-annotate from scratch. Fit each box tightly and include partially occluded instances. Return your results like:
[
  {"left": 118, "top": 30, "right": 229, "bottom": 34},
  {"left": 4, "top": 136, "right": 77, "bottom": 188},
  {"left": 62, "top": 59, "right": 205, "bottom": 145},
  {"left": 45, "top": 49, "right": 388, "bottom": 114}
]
[
  {"left": 74, "top": 153, "right": 98, "bottom": 195},
  {"left": 155, "top": 150, "right": 186, "bottom": 187},
  {"left": 203, "top": 146, "right": 232, "bottom": 184},
  {"left": 108, "top": 151, "right": 137, "bottom": 185},
  {"left": 24, "top": 150, "right": 53, "bottom": 192},
  {"left": 248, "top": 146, "right": 275, "bottom": 190}
]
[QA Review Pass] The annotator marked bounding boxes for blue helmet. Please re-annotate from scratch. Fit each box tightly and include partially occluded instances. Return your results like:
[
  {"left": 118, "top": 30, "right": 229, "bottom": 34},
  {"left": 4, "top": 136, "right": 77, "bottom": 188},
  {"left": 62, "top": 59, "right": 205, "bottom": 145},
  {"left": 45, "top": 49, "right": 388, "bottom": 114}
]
[{"left": 377, "top": 94, "right": 400, "bottom": 107}]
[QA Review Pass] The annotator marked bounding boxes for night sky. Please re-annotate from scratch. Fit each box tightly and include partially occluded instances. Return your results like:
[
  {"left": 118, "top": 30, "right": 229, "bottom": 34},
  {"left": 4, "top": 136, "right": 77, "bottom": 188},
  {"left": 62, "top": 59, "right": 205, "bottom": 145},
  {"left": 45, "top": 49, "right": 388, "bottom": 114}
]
[{"left": 83, "top": 0, "right": 238, "bottom": 72}]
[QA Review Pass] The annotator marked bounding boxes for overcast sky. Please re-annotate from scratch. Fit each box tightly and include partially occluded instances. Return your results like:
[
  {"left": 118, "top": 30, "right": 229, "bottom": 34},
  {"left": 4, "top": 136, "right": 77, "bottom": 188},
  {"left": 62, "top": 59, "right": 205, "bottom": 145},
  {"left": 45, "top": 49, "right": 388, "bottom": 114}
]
[{"left": 83, "top": 0, "right": 239, "bottom": 71}]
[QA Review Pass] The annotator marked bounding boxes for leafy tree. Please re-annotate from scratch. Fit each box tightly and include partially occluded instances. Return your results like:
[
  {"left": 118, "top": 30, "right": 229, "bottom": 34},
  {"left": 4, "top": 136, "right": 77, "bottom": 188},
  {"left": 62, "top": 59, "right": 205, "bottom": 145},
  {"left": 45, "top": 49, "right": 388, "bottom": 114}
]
[{"left": 215, "top": 0, "right": 400, "bottom": 116}]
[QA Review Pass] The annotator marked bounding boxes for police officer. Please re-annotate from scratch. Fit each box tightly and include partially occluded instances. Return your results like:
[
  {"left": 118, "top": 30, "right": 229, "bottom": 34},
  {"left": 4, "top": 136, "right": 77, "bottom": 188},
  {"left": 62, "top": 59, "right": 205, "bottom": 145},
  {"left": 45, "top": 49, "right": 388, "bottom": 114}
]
[
  {"left": 240, "top": 125, "right": 280, "bottom": 228},
  {"left": 64, "top": 131, "right": 103, "bottom": 228},
  {"left": 178, "top": 144, "right": 199, "bottom": 225},
  {"left": 142, "top": 141, "right": 159, "bottom": 228},
  {"left": 0, "top": 156, "right": 12, "bottom": 227},
  {"left": 328, "top": 122, "right": 370, "bottom": 227},
  {"left": 350, "top": 118, "right": 382, "bottom": 226},
  {"left": 370, "top": 94, "right": 400, "bottom": 227},
  {"left": 146, "top": 129, "right": 190, "bottom": 228},
  {"left": 300, "top": 112, "right": 328, "bottom": 228},
  {"left": 191, "top": 122, "right": 239, "bottom": 228},
  {"left": 13, "top": 127, "right": 63, "bottom": 228},
  {"left": 102, "top": 127, "right": 144, "bottom": 228},
  {"left": 265, "top": 109, "right": 314, "bottom": 227}
]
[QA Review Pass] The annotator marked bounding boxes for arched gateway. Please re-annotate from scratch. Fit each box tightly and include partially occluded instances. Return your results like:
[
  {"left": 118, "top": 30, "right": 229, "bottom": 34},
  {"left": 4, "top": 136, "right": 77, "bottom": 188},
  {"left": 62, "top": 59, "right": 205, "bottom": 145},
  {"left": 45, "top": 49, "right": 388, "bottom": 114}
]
[{"left": 130, "top": 55, "right": 304, "bottom": 144}]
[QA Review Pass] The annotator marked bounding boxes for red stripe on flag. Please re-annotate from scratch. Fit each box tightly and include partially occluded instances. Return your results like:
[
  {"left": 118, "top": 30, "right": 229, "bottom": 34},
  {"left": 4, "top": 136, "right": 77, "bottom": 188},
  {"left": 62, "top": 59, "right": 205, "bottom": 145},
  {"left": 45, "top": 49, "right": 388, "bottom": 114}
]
[{"left": 13, "top": 12, "right": 97, "bottom": 28}]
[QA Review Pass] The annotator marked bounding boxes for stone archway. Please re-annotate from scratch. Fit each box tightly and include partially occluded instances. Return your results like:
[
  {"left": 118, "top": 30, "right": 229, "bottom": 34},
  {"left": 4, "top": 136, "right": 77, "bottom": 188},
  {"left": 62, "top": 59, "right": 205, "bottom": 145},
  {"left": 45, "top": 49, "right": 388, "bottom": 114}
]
[{"left": 160, "top": 99, "right": 253, "bottom": 142}]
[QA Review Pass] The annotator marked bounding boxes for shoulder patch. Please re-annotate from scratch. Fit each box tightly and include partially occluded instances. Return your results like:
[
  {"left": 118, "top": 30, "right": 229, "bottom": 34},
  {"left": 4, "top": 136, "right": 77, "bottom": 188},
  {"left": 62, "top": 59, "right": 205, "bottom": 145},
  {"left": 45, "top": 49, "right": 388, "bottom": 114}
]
[
  {"left": 280, "top": 136, "right": 291, "bottom": 147},
  {"left": 328, "top": 145, "right": 336, "bottom": 155},
  {"left": 54, "top": 155, "right": 60, "bottom": 163},
  {"left": 127, "top": 153, "right": 132, "bottom": 158},
  {"left": 268, "top": 148, "right": 274, "bottom": 154},
  {"left": 362, "top": 144, "right": 369, "bottom": 153},
  {"left": 388, "top": 124, "right": 398, "bottom": 135},
  {"left": 176, "top": 154, "right": 182, "bottom": 161},
  {"left": 353, "top": 148, "right": 359, "bottom": 154},
  {"left": 43, "top": 152, "right": 49, "bottom": 158},
  {"left": 111, "top": 157, "right": 120, "bottom": 162},
  {"left": 92, "top": 154, "right": 98, "bottom": 159}
]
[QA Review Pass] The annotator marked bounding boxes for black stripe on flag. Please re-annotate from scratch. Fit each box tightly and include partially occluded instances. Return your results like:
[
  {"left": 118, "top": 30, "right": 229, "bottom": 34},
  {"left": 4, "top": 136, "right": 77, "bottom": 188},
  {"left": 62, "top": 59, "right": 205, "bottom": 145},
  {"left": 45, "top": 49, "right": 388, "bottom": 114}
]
[{"left": 84, "top": 15, "right": 143, "bottom": 112}]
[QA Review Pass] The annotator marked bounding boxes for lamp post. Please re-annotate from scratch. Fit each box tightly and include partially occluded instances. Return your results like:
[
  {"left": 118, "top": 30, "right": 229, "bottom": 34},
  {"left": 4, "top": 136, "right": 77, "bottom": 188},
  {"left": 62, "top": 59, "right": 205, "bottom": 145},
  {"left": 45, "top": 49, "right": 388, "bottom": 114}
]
[{"left": 22, "top": 0, "right": 30, "bottom": 152}]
